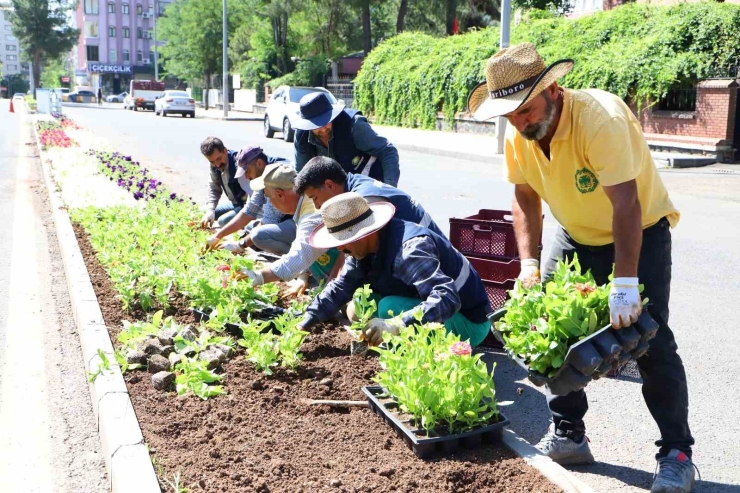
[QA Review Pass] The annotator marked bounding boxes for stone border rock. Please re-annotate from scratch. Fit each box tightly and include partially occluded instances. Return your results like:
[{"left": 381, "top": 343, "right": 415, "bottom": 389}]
[
  {"left": 31, "top": 116, "right": 160, "bottom": 493},
  {"left": 502, "top": 429, "right": 596, "bottom": 493}
]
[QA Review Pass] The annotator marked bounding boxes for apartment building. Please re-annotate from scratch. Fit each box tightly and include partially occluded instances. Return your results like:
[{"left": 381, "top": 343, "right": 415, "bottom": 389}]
[
  {"left": 1, "top": 8, "right": 29, "bottom": 79},
  {"left": 75, "top": 0, "right": 170, "bottom": 93}
]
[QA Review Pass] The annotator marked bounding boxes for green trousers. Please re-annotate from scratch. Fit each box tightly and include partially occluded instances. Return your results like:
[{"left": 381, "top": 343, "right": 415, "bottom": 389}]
[{"left": 372, "top": 295, "right": 490, "bottom": 348}]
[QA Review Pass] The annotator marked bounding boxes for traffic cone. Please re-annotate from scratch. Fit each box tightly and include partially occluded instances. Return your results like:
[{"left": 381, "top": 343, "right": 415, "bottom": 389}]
[{"left": 9, "top": 98, "right": 14, "bottom": 113}]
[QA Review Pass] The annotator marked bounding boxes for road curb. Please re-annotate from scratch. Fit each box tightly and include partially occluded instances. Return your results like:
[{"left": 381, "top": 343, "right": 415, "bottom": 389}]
[
  {"left": 394, "top": 142, "right": 497, "bottom": 164},
  {"left": 198, "top": 112, "right": 263, "bottom": 122},
  {"left": 501, "top": 429, "right": 596, "bottom": 493},
  {"left": 31, "top": 115, "right": 160, "bottom": 493}
]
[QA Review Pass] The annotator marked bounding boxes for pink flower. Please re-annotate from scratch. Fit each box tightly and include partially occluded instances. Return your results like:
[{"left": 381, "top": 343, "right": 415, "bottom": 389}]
[
  {"left": 450, "top": 341, "right": 472, "bottom": 356},
  {"left": 221, "top": 274, "right": 228, "bottom": 289},
  {"left": 216, "top": 265, "right": 230, "bottom": 271}
]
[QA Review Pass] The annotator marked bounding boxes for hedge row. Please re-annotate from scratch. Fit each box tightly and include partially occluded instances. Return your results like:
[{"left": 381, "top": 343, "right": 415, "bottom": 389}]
[{"left": 354, "top": 3, "right": 740, "bottom": 128}]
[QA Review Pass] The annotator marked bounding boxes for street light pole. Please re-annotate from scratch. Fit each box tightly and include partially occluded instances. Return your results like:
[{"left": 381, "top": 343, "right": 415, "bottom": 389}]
[
  {"left": 496, "top": 0, "right": 511, "bottom": 155},
  {"left": 222, "top": 0, "right": 228, "bottom": 117},
  {"left": 154, "top": 3, "right": 158, "bottom": 81}
]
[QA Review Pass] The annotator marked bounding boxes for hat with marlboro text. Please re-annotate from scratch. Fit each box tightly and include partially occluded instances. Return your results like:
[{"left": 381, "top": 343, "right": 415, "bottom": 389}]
[{"left": 467, "top": 43, "right": 573, "bottom": 121}]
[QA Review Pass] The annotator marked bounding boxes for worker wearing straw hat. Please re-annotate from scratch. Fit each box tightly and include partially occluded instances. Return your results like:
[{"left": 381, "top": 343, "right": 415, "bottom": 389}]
[
  {"left": 297, "top": 193, "right": 492, "bottom": 348},
  {"left": 468, "top": 43, "right": 694, "bottom": 493}
]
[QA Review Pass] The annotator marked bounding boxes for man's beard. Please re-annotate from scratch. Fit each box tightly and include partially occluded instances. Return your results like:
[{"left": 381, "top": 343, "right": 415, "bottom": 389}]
[{"left": 520, "top": 94, "right": 557, "bottom": 141}]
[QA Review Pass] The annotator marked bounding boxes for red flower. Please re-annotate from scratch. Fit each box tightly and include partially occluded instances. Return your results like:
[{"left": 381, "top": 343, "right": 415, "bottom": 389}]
[{"left": 216, "top": 265, "right": 230, "bottom": 271}]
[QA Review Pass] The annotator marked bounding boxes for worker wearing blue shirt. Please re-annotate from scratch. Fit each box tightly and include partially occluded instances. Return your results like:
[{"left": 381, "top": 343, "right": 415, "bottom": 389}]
[{"left": 293, "top": 92, "right": 400, "bottom": 187}]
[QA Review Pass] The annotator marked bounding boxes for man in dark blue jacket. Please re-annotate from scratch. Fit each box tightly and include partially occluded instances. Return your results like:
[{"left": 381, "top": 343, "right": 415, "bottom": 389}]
[
  {"left": 200, "top": 136, "right": 249, "bottom": 227},
  {"left": 293, "top": 92, "right": 400, "bottom": 187},
  {"left": 294, "top": 156, "right": 445, "bottom": 238},
  {"left": 299, "top": 193, "right": 492, "bottom": 347}
]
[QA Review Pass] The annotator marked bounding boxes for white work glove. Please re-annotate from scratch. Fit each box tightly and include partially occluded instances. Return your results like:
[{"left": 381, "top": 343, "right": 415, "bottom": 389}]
[
  {"left": 283, "top": 273, "right": 310, "bottom": 298},
  {"left": 200, "top": 210, "right": 216, "bottom": 228},
  {"left": 518, "top": 258, "right": 541, "bottom": 286},
  {"left": 362, "top": 317, "right": 403, "bottom": 346},
  {"left": 220, "top": 240, "right": 245, "bottom": 255},
  {"left": 203, "top": 235, "right": 222, "bottom": 254},
  {"left": 609, "top": 277, "right": 642, "bottom": 329},
  {"left": 232, "top": 268, "right": 264, "bottom": 287}
]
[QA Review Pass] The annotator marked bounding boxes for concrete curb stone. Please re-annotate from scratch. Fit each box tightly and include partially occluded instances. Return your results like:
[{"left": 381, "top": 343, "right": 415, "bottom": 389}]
[
  {"left": 32, "top": 116, "right": 160, "bottom": 492},
  {"left": 502, "top": 429, "right": 597, "bottom": 493}
]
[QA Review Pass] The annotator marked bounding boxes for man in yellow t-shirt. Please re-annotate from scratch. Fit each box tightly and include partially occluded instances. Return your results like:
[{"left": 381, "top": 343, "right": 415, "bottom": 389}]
[{"left": 468, "top": 43, "right": 695, "bottom": 493}]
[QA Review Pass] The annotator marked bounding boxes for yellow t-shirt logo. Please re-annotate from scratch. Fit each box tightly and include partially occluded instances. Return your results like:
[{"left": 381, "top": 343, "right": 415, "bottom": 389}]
[
  {"left": 316, "top": 254, "right": 331, "bottom": 266},
  {"left": 575, "top": 168, "right": 598, "bottom": 194}
]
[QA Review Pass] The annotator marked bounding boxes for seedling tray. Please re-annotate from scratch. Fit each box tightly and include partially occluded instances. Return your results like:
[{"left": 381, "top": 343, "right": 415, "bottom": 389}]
[
  {"left": 362, "top": 386, "right": 509, "bottom": 459},
  {"left": 488, "top": 309, "right": 659, "bottom": 396}
]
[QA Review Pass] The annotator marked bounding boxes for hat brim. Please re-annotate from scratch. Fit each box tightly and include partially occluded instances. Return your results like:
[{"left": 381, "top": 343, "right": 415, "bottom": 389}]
[
  {"left": 308, "top": 202, "right": 396, "bottom": 250},
  {"left": 467, "top": 59, "right": 574, "bottom": 121},
  {"left": 292, "top": 103, "right": 346, "bottom": 131},
  {"left": 250, "top": 174, "right": 266, "bottom": 191},
  {"left": 234, "top": 165, "right": 247, "bottom": 179}
]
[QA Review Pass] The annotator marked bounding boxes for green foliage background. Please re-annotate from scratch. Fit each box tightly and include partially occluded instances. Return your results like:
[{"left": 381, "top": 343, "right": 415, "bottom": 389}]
[{"left": 355, "top": 3, "right": 740, "bottom": 128}]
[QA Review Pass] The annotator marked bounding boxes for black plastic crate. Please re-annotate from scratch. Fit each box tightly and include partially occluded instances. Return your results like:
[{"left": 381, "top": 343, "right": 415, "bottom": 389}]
[
  {"left": 488, "top": 309, "right": 659, "bottom": 396},
  {"left": 362, "top": 386, "right": 509, "bottom": 459}
]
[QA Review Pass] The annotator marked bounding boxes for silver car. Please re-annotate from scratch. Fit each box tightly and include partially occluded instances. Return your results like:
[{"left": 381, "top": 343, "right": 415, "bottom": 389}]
[
  {"left": 263, "top": 86, "right": 342, "bottom": 142},
  {"left": 154, "top": 90, "right": 195, "bottom": 118},
  {"left": 106, "top": 91, "right": 128, "bottom": 103}
]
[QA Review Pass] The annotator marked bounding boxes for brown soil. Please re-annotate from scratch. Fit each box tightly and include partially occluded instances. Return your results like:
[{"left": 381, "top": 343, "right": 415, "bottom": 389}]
[{"left": 74, "top": 225, "right": 561, "bottom": 493}]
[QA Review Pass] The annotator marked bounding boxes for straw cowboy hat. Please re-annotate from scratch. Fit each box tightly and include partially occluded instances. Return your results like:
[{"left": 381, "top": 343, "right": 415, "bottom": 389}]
[
  {"left": 467, "top": 43, "right": 574, "bottom": 121},
  {"left": 309, "top": 192, "right": 396, "bottom": 249}
]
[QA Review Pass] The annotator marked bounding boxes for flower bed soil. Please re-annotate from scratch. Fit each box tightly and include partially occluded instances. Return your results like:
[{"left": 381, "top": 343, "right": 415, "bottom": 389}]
[{"left": 74, "top": 224, "right": 561, "bottom": 493}]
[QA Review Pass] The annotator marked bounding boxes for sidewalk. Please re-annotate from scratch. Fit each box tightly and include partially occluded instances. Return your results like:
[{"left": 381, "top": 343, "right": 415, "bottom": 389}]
[
  {"left": 197, "top": 107, "right": 263, "bottom": 122},
  {"left": 199, "top": 108, "right": 503, "bottom": 163},
  {"left": 199, "top": 109, "right": 735, "bottom": 169}
]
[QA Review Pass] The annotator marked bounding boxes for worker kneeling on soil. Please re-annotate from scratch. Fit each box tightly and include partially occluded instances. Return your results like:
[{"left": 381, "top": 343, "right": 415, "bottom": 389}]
[
  {"left": 231, "top": 164, "right": 341, "bottom": 297},
  {"left": 205, "top": 146, "right": 296, "bottom": 255},
  {"left": 199, "top": 137, "right": 252, "bottom": 228},
  {"left": 294, "top": 156, "right": 446, "bottom": 237},
  {"left": 297, "top": 193, "right": 492, "bottom": 347}
]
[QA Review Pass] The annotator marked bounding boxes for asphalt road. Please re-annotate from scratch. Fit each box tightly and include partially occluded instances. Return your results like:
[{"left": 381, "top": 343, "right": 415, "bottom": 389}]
[
  {"left": 64, "top": 102, "right": 740, "bottom": 493},
  {"left": 0, "top": 101, "right": 107, "bottom": 491}
]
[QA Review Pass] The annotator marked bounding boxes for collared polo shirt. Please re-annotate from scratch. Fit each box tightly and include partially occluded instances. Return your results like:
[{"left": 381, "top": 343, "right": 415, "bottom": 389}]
[{"left": 504, "top": 88, "right": 679, "bottom": 246}]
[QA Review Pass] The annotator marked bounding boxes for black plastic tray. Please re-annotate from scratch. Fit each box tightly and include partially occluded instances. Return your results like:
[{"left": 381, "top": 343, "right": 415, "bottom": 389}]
[
  {"left": 362, "top": 386, "right": 509, "bottom": 459},
  {"left": 489, "top": 309, "right": 659, "bottom": 396}
]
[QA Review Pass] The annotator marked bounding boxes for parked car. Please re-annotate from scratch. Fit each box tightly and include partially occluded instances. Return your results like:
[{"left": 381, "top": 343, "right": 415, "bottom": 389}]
[
  {"left": 67, "top": 90, "right": 96, "bottom": 103},
  {"left": 264, "top": 86, "right": 342, "bottom": 142},
  {"left": 12, "top": 93, "right": 25, "bottom": 100},
  {"left": 106, "top": 91, "right": 128, "bottom": 103},
  {"left": 154, "top": 90, "right": 196, "bottom": 118}
]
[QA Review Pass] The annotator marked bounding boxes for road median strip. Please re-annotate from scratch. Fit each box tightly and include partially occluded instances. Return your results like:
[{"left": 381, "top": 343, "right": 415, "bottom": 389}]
[{"left": 31, "top": 114, "right": 160, "bottom": 493}]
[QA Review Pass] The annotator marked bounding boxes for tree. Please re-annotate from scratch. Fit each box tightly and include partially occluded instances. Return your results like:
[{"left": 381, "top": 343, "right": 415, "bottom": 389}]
[
  {"left": 2, "top": 73, "right": 30, "bottom": 97},
  {"left": 512, "top": 0, "right": 570, "bottom": 13},
  {"left": 397, "top": 0, "right": 409, "bottom": 33},
  {"left": 7, "top": 0, "right": 78, "bottom": 95},
  {"left": 445, "top": 0, "right": 457, "bottom": 35},
  {"left": 39, "top": 56, "right": 71, "bottom": 89},
  {"left": 158, "top": 0, "right": 246, "bottom": 109},
  {"left": 360, "top": 0, "right": 372, "bottom": 54}
]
